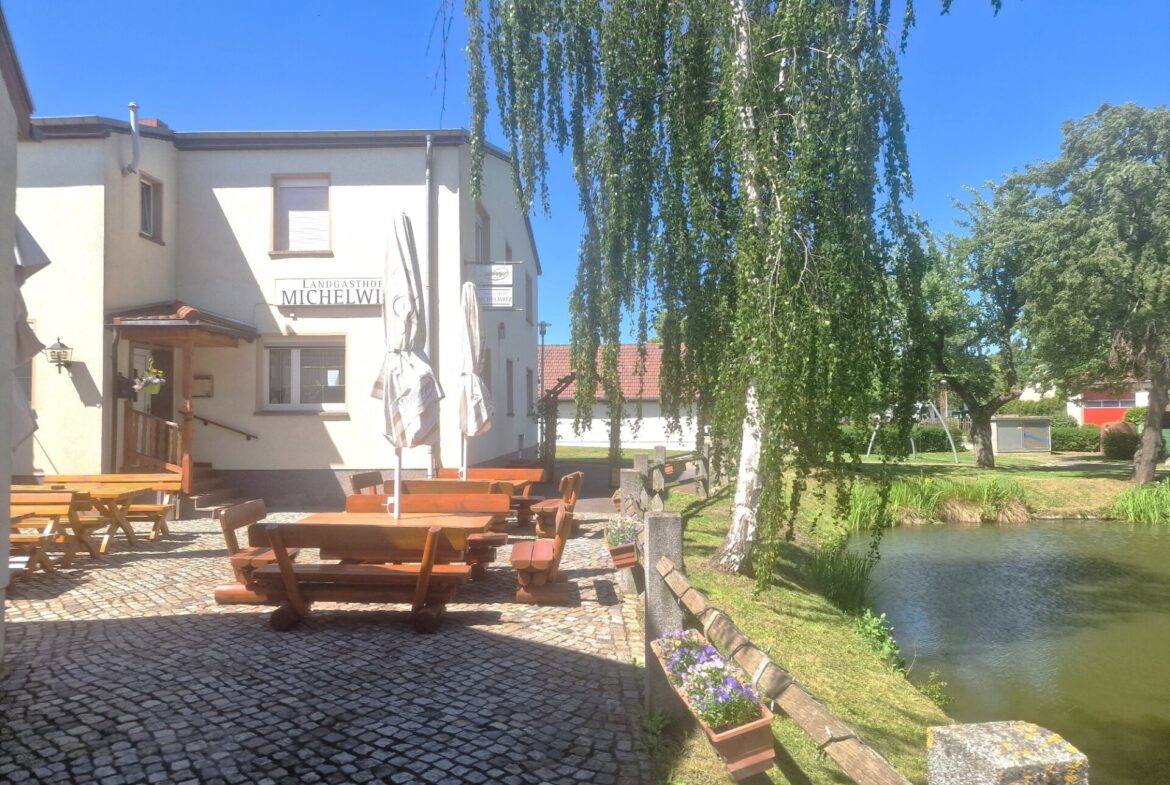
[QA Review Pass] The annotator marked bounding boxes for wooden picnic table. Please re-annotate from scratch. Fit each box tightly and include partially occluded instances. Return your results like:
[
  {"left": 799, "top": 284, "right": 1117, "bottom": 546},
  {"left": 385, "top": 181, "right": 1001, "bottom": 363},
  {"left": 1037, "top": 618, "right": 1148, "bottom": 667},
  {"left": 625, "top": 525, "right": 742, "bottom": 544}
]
[
  {"left": 12, "top": 482, "right": 153, "bottom": 554},
  {"left": 510, "top": 495, "right": 546, "bottom": 527}
]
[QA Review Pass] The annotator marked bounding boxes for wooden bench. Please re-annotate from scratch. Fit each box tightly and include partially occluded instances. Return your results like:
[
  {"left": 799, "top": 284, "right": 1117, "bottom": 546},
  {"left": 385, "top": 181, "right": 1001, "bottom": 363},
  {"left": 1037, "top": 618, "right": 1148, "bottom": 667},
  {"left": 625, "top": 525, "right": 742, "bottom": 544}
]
[
  {"left": 437, "top": 467, "right": 544, "bottom": 496},
  {"left": 248, "top": 523, "right": 472, "bottom": 632},
  {"left": 351, "top": 472, "right": 512, "bottom": 497},
  {"left": 44, "top": 473, "right": 181, "bottom": 542},
  {"left": 9, "top": 495, "right": 82, "bottom": 576},
  {"left": 345, "top": 493, "right": 511, "bottom": 579},
  {"left": 10, "top": 490, "right": 103, "bottom": 561},
  {"left": 533, "top": 471, "right": 584, "bottom": 538},
  {"left": 510, "top": 504, "right": 573, "bottom": 604},
  {"left": 213, "top": 499, "right": 300, "bottom": 605}
]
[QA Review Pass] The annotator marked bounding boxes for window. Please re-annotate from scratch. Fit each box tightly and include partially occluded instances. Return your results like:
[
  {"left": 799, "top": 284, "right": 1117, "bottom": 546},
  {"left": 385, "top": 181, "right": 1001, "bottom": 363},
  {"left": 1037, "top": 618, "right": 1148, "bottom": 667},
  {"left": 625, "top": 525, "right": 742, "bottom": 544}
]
[
  {"left": 506, "top": 358, "right": 514, "bottom": 416},
  {"left": 140, "top": 176, "right": 163, "bottom": 241},
  {"left": 475, "top": 204, "right": 491, "bottom": 262},
  {"left": 525, "top": 272, "right": 534, "bottom": 324},
  {"left": 265, "top": 343, "right": 345, "bottom": 411},
  {"left": 1084, "top": 398, "right": 1136, "bottom": 409},
  {"left": 526, "top": 368, "right": 534, "bottom": 416},
  {"left": 274, "top": 176, "right": 330, "bottom": 254}
]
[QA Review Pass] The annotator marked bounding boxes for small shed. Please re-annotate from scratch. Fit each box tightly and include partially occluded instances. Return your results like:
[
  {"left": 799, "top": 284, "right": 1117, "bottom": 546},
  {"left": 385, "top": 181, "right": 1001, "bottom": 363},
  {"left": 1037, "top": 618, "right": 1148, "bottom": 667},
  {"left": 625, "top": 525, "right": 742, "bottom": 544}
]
[{"left": 990, "top": 416, "right": 1051, "bottom": 454}]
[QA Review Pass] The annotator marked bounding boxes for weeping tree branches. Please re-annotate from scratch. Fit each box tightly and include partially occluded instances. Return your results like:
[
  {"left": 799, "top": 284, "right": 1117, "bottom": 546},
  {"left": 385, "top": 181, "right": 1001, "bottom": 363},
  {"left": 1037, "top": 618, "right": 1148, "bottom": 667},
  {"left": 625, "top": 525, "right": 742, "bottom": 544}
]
[{"left": 464, "top": 0, "right": 958, "bottom": 582}]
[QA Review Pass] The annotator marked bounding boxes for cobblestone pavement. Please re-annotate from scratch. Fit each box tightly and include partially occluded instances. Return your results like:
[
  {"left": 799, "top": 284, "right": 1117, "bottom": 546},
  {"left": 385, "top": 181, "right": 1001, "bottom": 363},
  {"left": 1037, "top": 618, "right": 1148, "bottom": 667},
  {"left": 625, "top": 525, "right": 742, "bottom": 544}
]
[{"left": 1, "top": 509, "right": 648, "bottom": 785}]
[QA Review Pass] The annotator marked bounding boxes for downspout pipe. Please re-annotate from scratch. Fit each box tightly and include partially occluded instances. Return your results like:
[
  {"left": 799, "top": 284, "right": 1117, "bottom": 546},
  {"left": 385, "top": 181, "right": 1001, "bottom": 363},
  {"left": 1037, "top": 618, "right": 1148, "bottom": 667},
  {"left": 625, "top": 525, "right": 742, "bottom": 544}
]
[
  {"left": 423, "top": 133, "right": 437, "bottom": 475},
  {"left": 122, "top": 101, "right": 140, "bottom": 176}
]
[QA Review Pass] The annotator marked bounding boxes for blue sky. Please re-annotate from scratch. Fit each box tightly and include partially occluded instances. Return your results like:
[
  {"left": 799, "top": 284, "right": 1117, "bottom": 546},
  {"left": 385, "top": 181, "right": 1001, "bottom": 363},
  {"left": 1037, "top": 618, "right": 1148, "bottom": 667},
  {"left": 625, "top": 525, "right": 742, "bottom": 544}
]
[{"left": 7, "top": 1, "right": 1168, "bottom": 344}]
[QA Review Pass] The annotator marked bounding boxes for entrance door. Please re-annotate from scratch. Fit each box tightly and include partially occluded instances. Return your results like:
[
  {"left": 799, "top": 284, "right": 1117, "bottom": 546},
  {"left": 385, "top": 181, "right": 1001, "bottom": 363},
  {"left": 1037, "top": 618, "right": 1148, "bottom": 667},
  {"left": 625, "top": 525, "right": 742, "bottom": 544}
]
[{"left": 130, "top": 346, "right": 174, "bottom": 420}]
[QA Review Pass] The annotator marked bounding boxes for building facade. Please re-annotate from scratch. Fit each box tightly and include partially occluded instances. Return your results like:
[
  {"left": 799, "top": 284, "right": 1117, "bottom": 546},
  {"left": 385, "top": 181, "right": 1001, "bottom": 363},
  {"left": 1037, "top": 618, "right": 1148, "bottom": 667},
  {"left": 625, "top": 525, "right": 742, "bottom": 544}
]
[
  {"left": 16, "top": 117, "right": 540, "bottom": 506},
  {"left": 0, "top": 5, "right": 35, "bottom": 664},
  {"left": 541, "top": 344, "right": 698, "bottom": 450}
]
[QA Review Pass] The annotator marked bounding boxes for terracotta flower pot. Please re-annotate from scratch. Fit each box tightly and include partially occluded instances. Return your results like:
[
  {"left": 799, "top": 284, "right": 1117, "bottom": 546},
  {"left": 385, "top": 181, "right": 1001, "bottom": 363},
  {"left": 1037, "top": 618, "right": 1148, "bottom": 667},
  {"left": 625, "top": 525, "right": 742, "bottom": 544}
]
[
  {"left": 651, "top": 632, "right": 775, "bottom": 781},
  {"left": 608, "top": 542, "right": 638, "bottom": 569}
]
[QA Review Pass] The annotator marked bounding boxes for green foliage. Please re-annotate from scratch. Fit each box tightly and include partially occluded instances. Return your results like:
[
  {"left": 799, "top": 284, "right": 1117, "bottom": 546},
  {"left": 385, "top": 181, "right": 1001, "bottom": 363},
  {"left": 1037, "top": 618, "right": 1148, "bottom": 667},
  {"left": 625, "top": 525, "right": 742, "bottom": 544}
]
[
  {"left": 1109, "top": 480, "right": 1170, "bottom": 524},
  {"left": 1103, "top": 428, "right": 1140, "bottom": 460},
  {"left": 999, "top": 397, "right": 1067, "bottom": 416},
  {"left": 916, "top": 671, "right": 954, "bottom": 709},
  {"left": 844, "top": 476, "right": 1028, "bottom": 530},
  {"left": 856, "top": 609, "right": 906, "bottom": 673},
  {"left": 1047, "top": 413, "right": 1077, "bottom": 428},
  {"left": 1124, "top": 406, "right": 1148, "bottom": 425},
  {"left": 605, "top": 515, "right": 640, "bottom": 547},
  {"left": 808, "top": 545, "right": 875, "bottom": 614},
  {"left": 464, "top": 0, "right": 1018, "bottom": 583},
  {"left": 922, "top": 184, "right": 1033, "bottom": 443},
  {"left": 1016, "top": 103, "right": 1170, "bottom": 482},
  {"left": 1051, "top": 425, "right": 1101, "bottom": 452},
  {"left": 853, "top": 423, "right": 966, "bottom": 456}
]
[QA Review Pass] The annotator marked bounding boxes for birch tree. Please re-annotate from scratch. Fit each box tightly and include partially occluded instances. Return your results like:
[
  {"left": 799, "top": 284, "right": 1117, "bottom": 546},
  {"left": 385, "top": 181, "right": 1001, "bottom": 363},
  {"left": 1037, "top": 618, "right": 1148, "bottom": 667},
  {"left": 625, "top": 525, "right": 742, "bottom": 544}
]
[{"left": 463, "top": 0, "right": 989, "bottom": 579}]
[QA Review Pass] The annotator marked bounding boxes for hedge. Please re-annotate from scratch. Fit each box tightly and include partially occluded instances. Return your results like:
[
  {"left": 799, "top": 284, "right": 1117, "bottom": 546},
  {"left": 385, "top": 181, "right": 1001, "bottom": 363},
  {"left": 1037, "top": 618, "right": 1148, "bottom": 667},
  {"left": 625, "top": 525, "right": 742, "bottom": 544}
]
[
  {"left": 999, "top": 397, "right": 1067, "bottom": 417},
  {"left": 1051, "top": 425, "right": 1100, "bottom": 452},
  {"left": 1124, "top": 406, "right": 1147, "bottom": 425},
  {"left": 1103, "top": 429, "right": 1140, "bottom": 460}
]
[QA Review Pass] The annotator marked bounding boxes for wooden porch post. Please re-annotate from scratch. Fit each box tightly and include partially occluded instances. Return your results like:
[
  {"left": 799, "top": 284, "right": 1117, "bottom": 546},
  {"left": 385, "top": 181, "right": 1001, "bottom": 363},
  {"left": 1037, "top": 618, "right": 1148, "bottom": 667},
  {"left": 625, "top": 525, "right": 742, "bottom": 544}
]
[{"left": 180, "top": 337, "right": 194, "bottom": 494}]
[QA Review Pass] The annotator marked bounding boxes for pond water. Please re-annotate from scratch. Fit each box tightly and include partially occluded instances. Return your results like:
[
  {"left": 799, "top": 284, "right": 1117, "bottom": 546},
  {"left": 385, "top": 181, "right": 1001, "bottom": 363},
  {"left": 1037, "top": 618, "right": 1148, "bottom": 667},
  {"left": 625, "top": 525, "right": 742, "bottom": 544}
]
[{"left": 863, "top": 520, "right": 1170, "bottom": 784}]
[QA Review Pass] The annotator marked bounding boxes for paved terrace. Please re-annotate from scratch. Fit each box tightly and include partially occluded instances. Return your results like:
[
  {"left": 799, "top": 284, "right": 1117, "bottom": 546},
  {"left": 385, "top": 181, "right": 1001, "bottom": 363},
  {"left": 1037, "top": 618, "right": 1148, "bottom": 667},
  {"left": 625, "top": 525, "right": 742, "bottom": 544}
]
[{"left": 0, "top": 500, "right": 648, "bottom": 785}]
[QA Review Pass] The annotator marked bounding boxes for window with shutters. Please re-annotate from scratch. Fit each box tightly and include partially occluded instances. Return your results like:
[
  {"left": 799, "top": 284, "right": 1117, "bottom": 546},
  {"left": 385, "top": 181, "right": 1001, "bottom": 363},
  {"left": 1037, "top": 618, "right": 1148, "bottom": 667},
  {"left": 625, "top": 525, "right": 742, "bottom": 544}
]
[{"left": 273, "top": 175, "right": 331, "bottom": 256}]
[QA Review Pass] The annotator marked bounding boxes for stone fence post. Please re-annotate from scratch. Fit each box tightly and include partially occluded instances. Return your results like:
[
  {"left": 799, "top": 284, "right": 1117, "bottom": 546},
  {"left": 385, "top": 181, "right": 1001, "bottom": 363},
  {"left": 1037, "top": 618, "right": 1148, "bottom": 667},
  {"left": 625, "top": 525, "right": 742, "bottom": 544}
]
[
  {"left": 650, "top": 445, "right": 666, "bottom": 510},
  {"left": 928, "top": 722, "right": 1088, "bottom": 784},
  {"left": 619, "top": 469, "right": 644, "bottom": 519},
  {"left": 643, "top": 511, "right": 686, "bottom": 721}
]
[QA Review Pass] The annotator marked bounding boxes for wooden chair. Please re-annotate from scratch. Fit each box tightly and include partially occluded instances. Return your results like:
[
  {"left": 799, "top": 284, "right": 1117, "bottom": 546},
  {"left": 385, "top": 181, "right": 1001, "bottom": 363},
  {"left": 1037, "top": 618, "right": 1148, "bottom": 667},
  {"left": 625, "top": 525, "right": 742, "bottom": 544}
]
[
  {"left": 248, "top": 523, "right": 472, "bottom": 632},
  {"left": 349, "top": 471, "right": 387, "bottom": 495},
  {"left": 533, "top": 471, "right": 584, "bottom": 538},
  {"left": 213, "top": 499, "right": 300, "bottom": 605},
  {"left": 510, "top": 504, "right": 574, "bottom": 604}
]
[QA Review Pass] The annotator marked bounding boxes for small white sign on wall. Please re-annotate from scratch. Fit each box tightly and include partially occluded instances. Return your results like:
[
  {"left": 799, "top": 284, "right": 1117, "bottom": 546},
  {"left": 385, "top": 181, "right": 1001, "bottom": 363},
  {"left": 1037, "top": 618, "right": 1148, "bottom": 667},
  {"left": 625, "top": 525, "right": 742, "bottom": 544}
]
[
  {"left": 477, "top": 286, "right": 514, "bottom": 309},
  {"left": 471, "top": 264, "right": 514, "bottom": 288}
]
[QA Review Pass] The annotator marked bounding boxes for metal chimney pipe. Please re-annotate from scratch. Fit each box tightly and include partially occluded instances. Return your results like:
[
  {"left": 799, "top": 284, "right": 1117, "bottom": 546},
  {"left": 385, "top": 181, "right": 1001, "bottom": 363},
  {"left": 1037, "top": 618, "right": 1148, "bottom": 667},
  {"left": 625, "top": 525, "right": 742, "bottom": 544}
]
[{"left": 122, "top": 101, "right": 140, "bottom": 175}]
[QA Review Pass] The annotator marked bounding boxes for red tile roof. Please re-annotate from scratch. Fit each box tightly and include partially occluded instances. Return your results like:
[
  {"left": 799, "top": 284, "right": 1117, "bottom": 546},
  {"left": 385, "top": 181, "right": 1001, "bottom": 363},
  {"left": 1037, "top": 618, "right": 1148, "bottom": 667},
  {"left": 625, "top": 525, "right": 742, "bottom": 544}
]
[{"left": 540, "top": 343, "right": 665, "bottom": 401}]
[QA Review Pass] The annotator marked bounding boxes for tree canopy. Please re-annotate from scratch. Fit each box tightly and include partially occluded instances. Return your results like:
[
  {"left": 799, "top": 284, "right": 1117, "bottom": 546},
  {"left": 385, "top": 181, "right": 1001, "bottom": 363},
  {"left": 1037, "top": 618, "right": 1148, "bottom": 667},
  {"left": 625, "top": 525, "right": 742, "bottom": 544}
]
[
  {"left": 463, "top": 0, "right": 1002, "bottom": 577},
  {"left": 1018, "top": 103, "right": 1170, "bottom": 481}
]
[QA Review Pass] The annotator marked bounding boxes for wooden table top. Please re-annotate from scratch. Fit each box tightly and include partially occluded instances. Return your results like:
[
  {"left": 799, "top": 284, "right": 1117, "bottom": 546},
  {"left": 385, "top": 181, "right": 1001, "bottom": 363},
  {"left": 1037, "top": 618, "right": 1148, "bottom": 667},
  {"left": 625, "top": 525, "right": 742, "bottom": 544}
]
[
  {"left": 13, "top": 484, "right": 151, "bottom": 500},
  {"left": 295, "top": 512, "right": 494, "bottom": 532}
]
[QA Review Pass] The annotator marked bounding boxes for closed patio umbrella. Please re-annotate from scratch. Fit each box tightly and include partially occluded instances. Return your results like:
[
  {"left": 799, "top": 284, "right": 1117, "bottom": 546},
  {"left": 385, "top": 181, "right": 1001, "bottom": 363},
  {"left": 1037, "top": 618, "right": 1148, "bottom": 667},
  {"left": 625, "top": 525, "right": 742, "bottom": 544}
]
[
  {"left": 371, "top": 213, "right": 443, "bottom": 518},
  {"left": 457, "top": 282, "right": 493, "bottom": 478}
]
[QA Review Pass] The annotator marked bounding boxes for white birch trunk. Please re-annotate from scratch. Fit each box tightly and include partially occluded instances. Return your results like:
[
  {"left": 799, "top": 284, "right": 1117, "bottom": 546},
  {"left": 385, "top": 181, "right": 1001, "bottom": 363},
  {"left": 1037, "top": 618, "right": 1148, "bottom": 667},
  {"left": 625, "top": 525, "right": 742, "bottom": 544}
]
[
  {"left": 714, "top": 0, "right": 767, "bottom": 574},
  {"left": 715, "top": 385, "right": 762, "bottom": 571}
]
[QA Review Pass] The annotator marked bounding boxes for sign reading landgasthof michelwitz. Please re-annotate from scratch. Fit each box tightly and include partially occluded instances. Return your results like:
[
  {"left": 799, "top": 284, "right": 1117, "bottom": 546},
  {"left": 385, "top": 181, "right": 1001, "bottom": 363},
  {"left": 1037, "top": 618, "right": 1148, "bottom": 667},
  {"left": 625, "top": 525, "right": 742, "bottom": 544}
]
[{"left": 275, "top": 278, "right": 384, "bottom": 306}]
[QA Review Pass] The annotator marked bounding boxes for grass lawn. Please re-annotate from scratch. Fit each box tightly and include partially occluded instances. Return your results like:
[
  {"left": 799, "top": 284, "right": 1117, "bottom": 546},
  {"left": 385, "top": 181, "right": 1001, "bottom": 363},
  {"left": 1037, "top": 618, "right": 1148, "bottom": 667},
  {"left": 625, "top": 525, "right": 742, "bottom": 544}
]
[
  {"left": 860, "top": 451, "right": 1143, "bottom": 517},
  {"left": 653, "top": 488, "right": 950, "bottom": 785}
]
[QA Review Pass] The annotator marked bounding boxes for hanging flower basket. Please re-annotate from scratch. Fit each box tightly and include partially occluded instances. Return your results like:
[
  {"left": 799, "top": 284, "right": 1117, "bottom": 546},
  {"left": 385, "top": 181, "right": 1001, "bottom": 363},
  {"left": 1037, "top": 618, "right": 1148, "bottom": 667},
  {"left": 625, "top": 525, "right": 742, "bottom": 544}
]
[
  {"left": 132, "top": 360, "right": 167, "bottom": 397},
  {"left": 143, "top": 382, "right": 161, "bottom": 396},
  {"left": 651, "top": 629, "right": 775, "bottom": 781}
]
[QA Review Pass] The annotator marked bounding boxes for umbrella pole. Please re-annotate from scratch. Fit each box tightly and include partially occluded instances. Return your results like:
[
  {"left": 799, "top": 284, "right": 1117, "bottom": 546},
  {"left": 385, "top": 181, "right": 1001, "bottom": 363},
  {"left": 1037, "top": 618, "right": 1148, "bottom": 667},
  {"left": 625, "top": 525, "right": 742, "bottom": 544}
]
[
  {"left": 394, "top": 447, "right": 402, "bottom": 520},
  {"left": 462, "top": 434, "right": 468, "bottom": 480}
]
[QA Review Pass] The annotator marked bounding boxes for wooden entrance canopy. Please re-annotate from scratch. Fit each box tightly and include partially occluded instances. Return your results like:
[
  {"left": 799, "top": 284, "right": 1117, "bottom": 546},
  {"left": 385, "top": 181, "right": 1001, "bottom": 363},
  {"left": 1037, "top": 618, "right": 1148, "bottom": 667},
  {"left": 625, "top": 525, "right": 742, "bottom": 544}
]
[{"left": 108, "top": 302, "right": 258, "bottom": 493}]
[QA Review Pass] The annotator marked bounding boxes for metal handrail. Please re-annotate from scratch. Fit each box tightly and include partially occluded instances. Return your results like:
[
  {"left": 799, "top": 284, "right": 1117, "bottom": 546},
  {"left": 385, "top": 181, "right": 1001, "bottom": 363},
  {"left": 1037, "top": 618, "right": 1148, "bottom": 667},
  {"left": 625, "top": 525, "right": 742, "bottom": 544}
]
[{"left": 193, "top": 413, "right": 259, "bottom": 441}]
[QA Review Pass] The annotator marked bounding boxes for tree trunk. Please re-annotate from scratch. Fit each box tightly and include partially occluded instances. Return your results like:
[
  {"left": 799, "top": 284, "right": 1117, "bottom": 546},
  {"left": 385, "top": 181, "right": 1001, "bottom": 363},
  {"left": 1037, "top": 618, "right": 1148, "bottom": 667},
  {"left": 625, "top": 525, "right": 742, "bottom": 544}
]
[
  {"left": 608, "top": 399, "right": 623, "bottom": 488},
  {"left": 1135, "top": 367, "right": 1168, "bottom": 484},
  {"left": 968, "top": 409, "right": 996, "bottom": 469},
  {"left": 715, "top": 385, "right": 762, "bottom": 572},
  {"left": 714, "top": 0, "right": 768, "bottom": 575}
]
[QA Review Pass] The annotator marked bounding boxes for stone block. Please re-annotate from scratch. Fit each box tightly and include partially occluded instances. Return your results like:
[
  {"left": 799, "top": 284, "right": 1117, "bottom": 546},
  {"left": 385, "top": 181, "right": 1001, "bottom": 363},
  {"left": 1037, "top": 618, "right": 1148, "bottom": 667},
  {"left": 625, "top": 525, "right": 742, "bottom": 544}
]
[{"left": 928, "top": 722, "right": 1088, "bottom": 785}]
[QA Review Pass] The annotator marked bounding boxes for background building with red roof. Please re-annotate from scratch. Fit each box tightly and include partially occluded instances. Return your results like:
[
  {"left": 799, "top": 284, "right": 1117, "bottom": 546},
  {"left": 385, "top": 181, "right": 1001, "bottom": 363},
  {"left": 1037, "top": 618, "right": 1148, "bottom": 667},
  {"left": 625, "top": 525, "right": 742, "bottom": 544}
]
[{"left": 540, "top": 343, "right": 697, "bottom": 449}]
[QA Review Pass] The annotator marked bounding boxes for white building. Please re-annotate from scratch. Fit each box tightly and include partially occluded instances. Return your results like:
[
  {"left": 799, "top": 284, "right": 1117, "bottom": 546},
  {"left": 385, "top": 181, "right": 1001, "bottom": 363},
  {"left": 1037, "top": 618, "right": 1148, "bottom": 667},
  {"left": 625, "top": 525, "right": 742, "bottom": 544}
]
[
  {"left": 541, "top": 343, "right": 697, "bottom": 450},
  {"left": 0, "top": 6, "right": 35, "bottom": 664},
  {"left": 15, "top": 114, "right": 540, "bottom": 508}
]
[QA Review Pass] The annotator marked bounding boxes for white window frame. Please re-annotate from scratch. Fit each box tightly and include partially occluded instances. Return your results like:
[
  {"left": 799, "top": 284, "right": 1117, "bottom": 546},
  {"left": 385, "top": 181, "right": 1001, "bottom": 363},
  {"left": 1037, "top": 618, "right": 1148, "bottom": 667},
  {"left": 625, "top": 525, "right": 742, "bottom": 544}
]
[
  {"left": 272, "top": 174, "right": 332, "bottom": 256},
  {"left": 261, "top": 337, "right": 347, "bottom": 412},
  {"left": 475, "top": 203, "right": 491, "bottom": 262},
  {"left": 140, "top": 174, "right": 163, "bottom": 242}
]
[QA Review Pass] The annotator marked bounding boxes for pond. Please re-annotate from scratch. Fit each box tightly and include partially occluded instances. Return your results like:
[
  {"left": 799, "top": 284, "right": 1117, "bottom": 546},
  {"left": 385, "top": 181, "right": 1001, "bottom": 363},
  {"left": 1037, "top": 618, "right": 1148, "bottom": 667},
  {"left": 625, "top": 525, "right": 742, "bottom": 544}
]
[{"left": 864, "top": 520, "right": 1170, "bottom": 785}]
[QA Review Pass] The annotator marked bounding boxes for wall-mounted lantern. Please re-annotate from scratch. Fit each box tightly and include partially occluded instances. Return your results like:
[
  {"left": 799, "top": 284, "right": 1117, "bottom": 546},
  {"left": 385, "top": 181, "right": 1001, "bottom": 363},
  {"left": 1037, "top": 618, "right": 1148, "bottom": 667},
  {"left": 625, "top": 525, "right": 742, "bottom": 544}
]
[{"left": 45, "top": 338, "right": 74, "bottom": 373}]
